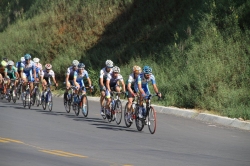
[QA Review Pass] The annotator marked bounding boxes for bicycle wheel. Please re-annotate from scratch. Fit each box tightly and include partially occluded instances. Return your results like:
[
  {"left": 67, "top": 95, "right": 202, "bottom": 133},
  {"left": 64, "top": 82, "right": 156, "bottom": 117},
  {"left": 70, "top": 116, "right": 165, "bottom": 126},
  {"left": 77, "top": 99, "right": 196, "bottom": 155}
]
[
  {"left": 41, "top": 95, "right": 46, "bottom": 110},
  {"left": 32, "top": 90, "right": 36, "bottom": 106},
  {"left": 7, "top": 93, "right": 11, "bottom": 102},
  {"left": 17, "top": 86, "right": 22, "bottom": 100},
  {"left": 23, "top": 93, "right": 26, "bottom": 107},
  {"left": 114, "top": 99, "right": 122, "bottom": 125},
  {"left": 124, "top": 102, "right": 132, "bottom": 128},
  {"left": 47, "top": 91, "right": 53, "bottom": 111},
  {"left": 27, "top": 93, "right": 31, "bottom": 109},
  {"left": 148, "top": 106, "right": 157, "bottom": 134},
  {"left": 74, "top": 96, "right": 80, "bottom": 116},
  {"left": 80, "top": 95, "right": 88, "bottom": 117},
  {"left": 135, "top": 107, "right": 144, "bottom": 131},
  {"left": 64, "top": 92, "right": 70, "bottom": 113},
  {"left": 36, "top": 89, "right": 41, "bottom": 107},
  {"left": 12, "top": 88, "right": 16, "bottom": 103}
]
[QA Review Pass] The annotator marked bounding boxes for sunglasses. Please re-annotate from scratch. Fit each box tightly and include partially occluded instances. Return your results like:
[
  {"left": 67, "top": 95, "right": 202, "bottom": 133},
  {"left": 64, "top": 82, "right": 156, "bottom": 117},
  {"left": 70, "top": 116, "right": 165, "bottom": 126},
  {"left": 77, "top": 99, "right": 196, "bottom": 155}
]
[{"left": 79, "top": 68, "right": 84, "bottom": 70}]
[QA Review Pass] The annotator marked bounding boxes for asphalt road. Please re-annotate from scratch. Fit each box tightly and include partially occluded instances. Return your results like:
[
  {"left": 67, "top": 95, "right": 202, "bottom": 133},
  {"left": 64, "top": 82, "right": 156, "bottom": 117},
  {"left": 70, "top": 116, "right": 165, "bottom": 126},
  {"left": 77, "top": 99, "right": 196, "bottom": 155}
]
[{"left": 0, "top": 97, "right": 250, "bottom": 166}]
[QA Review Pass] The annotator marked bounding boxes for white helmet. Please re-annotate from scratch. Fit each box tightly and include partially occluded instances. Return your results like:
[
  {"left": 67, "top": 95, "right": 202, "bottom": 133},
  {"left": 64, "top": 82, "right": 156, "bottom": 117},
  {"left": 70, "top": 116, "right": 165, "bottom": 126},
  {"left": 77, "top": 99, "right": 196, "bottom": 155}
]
[
  {"left": 45, "top": 64, "right": 52, "bottom": 69},
  {"left": 72, "top": 60, "right": 79, "bottom": 66},
  {"left": 7, "top": 60, "right": 14, "bottom": 66},
  {"left": 112, "top": 66, "right": 120, "bottom": 73},
  {"left": 105, "top": 60, "right": 113, "bottom": 68},
  {"left": 21, "top": 57, "right": 25, "bottom": 61},
  {"left": 33, "top": 57, "right": 40, "bottom": 63}
]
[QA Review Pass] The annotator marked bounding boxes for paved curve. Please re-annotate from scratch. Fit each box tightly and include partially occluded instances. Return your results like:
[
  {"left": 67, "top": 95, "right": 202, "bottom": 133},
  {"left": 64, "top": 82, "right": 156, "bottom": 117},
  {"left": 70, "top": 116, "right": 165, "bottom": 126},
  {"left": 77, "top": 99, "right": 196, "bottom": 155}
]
[{"left": 0, "top": 97, "right": 250, "bottom": 166}]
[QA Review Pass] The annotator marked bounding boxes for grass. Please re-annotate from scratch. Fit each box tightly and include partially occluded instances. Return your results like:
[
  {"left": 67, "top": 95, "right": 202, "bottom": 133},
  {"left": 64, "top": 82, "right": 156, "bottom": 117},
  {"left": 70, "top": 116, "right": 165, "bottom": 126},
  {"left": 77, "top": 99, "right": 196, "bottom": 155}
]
[{"left": 0, "top": 0, "right": 250, "bottom": 119}]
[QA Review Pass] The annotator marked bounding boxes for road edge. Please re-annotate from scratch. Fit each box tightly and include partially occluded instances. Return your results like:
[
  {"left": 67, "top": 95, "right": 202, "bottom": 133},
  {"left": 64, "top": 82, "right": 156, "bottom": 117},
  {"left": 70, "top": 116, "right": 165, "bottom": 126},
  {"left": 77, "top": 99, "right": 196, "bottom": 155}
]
[{"left": 55, "top": 94, "right": 250, "bottom": 131}]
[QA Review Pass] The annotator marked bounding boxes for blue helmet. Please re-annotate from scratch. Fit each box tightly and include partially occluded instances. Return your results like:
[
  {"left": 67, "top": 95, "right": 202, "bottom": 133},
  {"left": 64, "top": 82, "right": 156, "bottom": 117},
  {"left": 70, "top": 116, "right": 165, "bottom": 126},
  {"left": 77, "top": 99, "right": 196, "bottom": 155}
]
[
  {"left": 143, "top": 66, "right": 152, "bottom": 74},
  {"left": 24, "top": 54, "right": 31, "bottom": 60},
  {"left": 78, "top": 63, "right": 85, "bottom": 68}
]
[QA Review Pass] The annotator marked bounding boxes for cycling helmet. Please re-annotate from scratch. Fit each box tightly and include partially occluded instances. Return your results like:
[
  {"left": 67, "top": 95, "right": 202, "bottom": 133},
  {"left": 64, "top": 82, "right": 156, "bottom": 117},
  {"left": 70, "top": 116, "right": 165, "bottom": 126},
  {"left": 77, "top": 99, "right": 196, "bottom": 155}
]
[
  {"left": 105, "top": 60, "right": 113, "bottom": 68},
  {"left": 78, "top": 63, "right": 85, "bottom": 68},
  {"left": 3, "top": 57, "right": 8, "bottom": 62},
  {"left": 45, "top": 64, "right": 52, "bottom": 69},
  {"left": 33, "top": 57, "right": 40, "bottom": 63},
  {"left": 143, "top": 66, "right": 152, "bottom": 74},
  {"left": 72, "top": 60, "right": 79, "bottom": 66},
  {"left": 133, "top": 65, "right": 142, "bottom": 73},
  {"left": 1, "top": 60, "right": 7, "bottom": 67},
  {"left": 21, "top": 57, "right": 25, "bottom": 61},
  {"left": 7, "top": 60, "right": 14, "bottom": 66},
  {"left": 24, "top": 54, "right": 31, "bottom": 60},
  {"left": 112, "top": 66, "right": 120, "bottom": 73}
]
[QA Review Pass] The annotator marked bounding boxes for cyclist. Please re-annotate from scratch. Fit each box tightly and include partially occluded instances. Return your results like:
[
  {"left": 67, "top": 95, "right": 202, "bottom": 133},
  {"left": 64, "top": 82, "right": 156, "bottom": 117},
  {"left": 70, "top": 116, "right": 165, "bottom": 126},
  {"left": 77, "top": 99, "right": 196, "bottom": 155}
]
[
  {"left": 126, "top": 65, "right": 142, "bottom": 123},
  {"left": 136, "top": 66, "right": 161, "bottom": 118},
  {"left": 99, "top": 59, "right": 113, "bottom": 115},
  {"left": 105, "top": 66, "right": 126, "bottom": 116},
  {"left": 0, "top": 60, "right": 7, "bottom": 94},
  {"left": 33, "top": 58, "right": 43, "bottom": 82},
  {"left": 40, "top": 64, "right": 58, "bottom": 97},
  {"left": 73, "top": 63, "right": 92, "bottom": 109},
  {"left": 64, "top": 60, "right": 79, "bottom": 103},
  {"left": 20, "top": 54, "right": 36, "bottom": 98},
  {"left": 4, "top": 60, "right": 19, "bottom": 96}
]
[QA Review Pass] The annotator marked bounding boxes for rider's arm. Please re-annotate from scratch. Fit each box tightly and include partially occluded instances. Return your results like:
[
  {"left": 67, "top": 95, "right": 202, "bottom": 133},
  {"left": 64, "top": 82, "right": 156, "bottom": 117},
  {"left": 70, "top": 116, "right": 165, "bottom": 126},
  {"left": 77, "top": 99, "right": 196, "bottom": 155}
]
[
  {"left": 87, "top": 77, "right": 92, "bottom": 87},
  {"left": 106, "top": 79, "right": 111, "bottom": 92},
  {"left": 120, "top": 80, "right": 126, "bottom": 92},
  {"left": 99, "top": 69, "right": 104, "bottom": 87}
]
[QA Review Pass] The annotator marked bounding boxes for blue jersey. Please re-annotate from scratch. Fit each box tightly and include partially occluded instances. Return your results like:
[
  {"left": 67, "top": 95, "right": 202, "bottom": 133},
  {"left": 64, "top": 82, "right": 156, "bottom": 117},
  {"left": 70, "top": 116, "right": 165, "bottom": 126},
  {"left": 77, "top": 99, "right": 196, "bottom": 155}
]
[
  {"left": 35, "top": 66, "right": 40, "bottom": 78},
  {"left": 16, "top": 61, "right": 24, "bottom": 71},
  {"left": 76, "top": 70, "right": 89, "bottom": 87},
  {"left": 20, "top": 62, "right": 35, "bottom": 81},
  {"left": 134, "top": 73, "right": 156, "bottom": 94}
]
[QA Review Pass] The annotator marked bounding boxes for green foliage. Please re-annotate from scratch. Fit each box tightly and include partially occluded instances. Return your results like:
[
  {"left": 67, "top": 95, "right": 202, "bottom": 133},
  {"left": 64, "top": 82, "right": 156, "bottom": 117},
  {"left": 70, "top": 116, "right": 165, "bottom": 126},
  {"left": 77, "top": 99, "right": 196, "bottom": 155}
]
[{"left": 0, "top": 0, "right": 250, "bottom": 119}]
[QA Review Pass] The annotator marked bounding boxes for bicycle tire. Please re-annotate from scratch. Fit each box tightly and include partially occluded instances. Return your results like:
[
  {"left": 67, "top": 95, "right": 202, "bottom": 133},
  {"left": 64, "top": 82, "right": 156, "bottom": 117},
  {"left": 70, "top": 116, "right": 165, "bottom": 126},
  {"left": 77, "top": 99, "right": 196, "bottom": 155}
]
[
  {"left": 27, "top": 93, "right": 31, "bottom": 109},
  {"left": 47, "top": 91, "right": 53, "bottom": 111},
  {"left": 7, "top": 93, "right": 11, "bottom": 102},
  {"left": 74, "top": 96, "right": 80, "bottom": 116},
  {"left": 32, "top": 90, "right": 36, "bottom": 106},
  {"left": 23, "top": 93, "right": 26, "bottom": 107},
  {"left": 114, "top": 99, "right": 122, "bottom": 125},
  {"left": 148, "top": 106, "right": 157, "bottom": 134},
  {"left": 41, "top": 95, "right": 46, "bottom": 110},
  {"left": 12, "top": 91, "right": 16, "bottom": 103},
  {"left": 80, "top": 95, "right": 88, "bottom": 117},
  {"left": 124, "top": 102, "right": 132, "bottom": 128},
  {"left": 36, "top": 89, "right": 41, "bottom": 107},
  {"left": 135, "top": 107, "right": 144, "bottom": 131}
]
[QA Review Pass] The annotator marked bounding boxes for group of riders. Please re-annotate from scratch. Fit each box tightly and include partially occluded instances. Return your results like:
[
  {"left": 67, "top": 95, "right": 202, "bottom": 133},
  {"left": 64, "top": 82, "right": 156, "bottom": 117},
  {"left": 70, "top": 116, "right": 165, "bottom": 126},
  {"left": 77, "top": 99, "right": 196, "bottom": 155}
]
[{"left": 0, "top": 54, "right": 161, "bottom": 123}]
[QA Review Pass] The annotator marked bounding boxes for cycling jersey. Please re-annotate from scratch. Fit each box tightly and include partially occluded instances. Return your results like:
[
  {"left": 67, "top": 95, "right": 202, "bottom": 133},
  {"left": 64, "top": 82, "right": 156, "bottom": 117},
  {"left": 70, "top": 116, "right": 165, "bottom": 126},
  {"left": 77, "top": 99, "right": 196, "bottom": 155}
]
[
  {"left": 99, "top": 67, "right": 113, "bottom": 83},
  {"left": 135, "top": 73, "right": 156, "bottom": 95},
  {"left": 106, "top": 73, "right": 123, "bottom": 88},
  {"left": 34, "top": 66, "right": 41, "bottom": 78},
  {"left": 76, "top": 70, "right": 89, "bottom": 88},
  {"left": 20, "top": 61, "right": 35, "bottom": 82},
  {"left": 66, "top": 66, "right": 78, "bottom": 81},
  {"left": 5, "top": 66, "right": 17, "bottom": 79},
  {"left": 41, "top": 69, "right": 55, "bottom": 84}
]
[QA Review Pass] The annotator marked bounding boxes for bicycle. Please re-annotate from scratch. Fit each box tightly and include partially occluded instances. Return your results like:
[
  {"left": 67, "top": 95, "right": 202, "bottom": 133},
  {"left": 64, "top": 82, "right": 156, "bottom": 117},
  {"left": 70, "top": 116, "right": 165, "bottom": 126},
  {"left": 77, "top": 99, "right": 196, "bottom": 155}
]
[
  {"left": 16, "top": 78, "right": 24, "bottom": 100},
  {"left": 31, "top": 82, "right": 41, "bottom": 107},
  {"left": 72, "top": 86, "right": 93, "bottom": 117},
  {"left": 41, "top": 77, "right": 55, "bottom": 111},
  {"left": 6, "top": 79, "right": 17, "bottom": 103},
  {"left": 134, "top": 94, "right": 160, "bottom": 134},
  {"left": 22, "top": 82, "right": 32, "bottom": 109},
  {"left": 103, "top": 91, "right": 125, "bottom": 124},
  {"left": 124, "top": 94, "right": 140, "bottom": 128},
  {"left": 64, "top": 84, "right": 76, "bottom": 113}
]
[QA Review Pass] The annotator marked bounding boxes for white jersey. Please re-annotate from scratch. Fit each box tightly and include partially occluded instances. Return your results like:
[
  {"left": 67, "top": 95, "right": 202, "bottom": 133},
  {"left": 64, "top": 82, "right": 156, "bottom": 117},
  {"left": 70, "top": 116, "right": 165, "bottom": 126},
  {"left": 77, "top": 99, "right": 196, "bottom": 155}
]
[
  {"left": 99, "top": 67, "right": 113, "bottom": 80},
  {"left": 107, "top": 73, "right": 123, "bottom": 87},
  {"left": 41, "top": 69, "right": 55, "bottom": 78}
]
